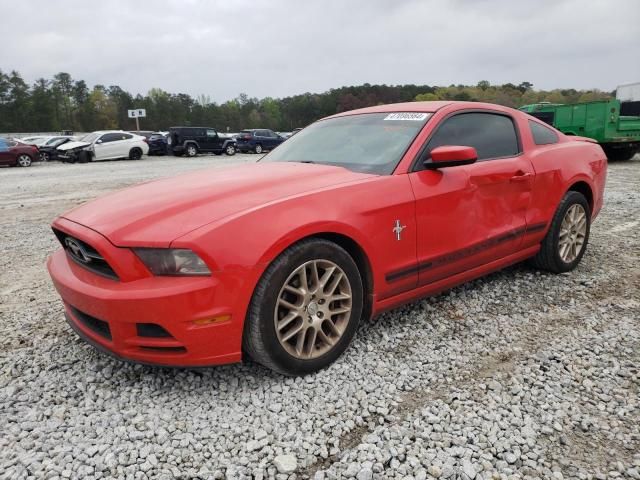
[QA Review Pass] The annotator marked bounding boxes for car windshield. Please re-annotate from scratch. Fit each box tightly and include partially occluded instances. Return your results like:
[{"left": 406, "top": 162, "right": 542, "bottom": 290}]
[
  {"left": 50, "top": 138, "right": 69, "bottom": 147},
  {"left": 262, "top": 112, "right": 432, "bottom": 174},
  {"left": 80, "top": 132, "right": 100, "bottom": 143}
]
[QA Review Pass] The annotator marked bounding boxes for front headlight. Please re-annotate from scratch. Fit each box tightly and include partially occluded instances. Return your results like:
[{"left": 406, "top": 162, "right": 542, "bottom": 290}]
[{"left": 134, "top": 248, "right": 211, "bottom": 276}]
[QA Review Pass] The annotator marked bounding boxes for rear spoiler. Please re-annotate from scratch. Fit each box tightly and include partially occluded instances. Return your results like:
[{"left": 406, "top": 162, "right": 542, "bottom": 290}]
[{"left": 570, "top": 135, "right": 598, "bottom": 144}]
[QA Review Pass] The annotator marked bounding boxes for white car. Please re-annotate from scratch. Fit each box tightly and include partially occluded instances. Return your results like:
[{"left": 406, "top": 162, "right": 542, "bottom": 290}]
[
  {"left": 19, "top": 136, "right": 48, "bottom": 145},
  {"left": 57, "top": 130, "right": 149, "bottom": 163}
]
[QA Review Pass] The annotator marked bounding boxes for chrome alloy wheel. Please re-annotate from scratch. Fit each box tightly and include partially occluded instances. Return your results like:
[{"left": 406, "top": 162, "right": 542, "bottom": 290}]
[
  {"left": 17, "top": 154, "right": 32, "bottom": 167},
  {"left": 274, "top": 259, "right": 352, "bottom": 359},
  {"left": 558, "top": 203, "right": 587, "bottom": 263}
]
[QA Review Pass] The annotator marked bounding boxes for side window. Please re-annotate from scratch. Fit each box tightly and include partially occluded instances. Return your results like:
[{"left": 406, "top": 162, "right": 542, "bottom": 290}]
[
  {"left": 121, "top": 134, "right": 133, "bottom": 140},
  {"left": 206, "top": 129, "right": 217, "bottom": 137},
  {"left": 99, "top": 133, "right": 120, "bottom": 143},
  {"left": 529, "top": 120, "right": 559, "bottom": 145},
  {"left": 196, "top": 129, "right": 206, "bottom": 137},
  {"left": 426, "top": 112, "right": 520, "bottom": 161}
]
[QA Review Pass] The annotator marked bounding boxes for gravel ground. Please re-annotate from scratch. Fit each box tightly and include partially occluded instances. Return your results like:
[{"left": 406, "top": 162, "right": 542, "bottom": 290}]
[{"left": 0, "top": 155, "right": 638, "bottom": 480}]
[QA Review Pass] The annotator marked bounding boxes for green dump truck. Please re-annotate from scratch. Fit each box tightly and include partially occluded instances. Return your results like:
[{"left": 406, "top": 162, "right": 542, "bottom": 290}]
[{"left": 519, "top": 99, "right": 640, "bottom": 161}]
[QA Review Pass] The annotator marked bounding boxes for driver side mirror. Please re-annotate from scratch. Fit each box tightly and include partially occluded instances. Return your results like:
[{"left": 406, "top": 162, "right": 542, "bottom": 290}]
[
  {"left": 96, "top": 139, "right": 103, "bottom": 144},
  {"left": 424, "top": 145, "right": 477, "bottom": 169}
]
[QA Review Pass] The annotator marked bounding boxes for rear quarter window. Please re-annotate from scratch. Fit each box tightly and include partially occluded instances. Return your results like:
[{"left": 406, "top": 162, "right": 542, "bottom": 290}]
[{"left": 529, "top": 120, "right": 559, "bottom": 145}]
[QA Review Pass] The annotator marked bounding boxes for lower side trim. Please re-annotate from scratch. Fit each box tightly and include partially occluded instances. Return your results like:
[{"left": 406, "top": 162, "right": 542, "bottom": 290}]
[
  {"left": 385, "top": 222, "right": 547, "bottom": 283},
  {"left": 374, "top": 245, "right": 540, "bottom": 315}
]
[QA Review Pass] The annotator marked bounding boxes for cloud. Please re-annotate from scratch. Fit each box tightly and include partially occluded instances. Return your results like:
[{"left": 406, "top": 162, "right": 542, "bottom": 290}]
[{"left": 2, "top": 0, "right": 639, "bottom": 101}]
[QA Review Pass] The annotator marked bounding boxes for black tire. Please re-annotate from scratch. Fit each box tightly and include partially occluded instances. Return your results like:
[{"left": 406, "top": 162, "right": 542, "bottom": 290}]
[
  {"left": 129, "top": 148, "right": 143, "bottom": 160},
  {"left": 603, "top": 145, "right": 638, "bottom": 162},
  {"left": 225, "top": 144, "right": 236, "bottom": 156},
  {"left": 185, "top": 144, "right": 198, "bottom": 157},
  {"left": 254, "top": 144, "right": 263, "bottom": 154},
  {"left": 243, "top": 239, "right": 363, "bottom": 376},
  {"left": 39, "top": 152, "right": 50, "bottom": 162},
  {"left": 531, "top": 191, "right": 591, "bottom": 273},
  {"left": 78, "top": 151, "right": 91, "bottom": 163}
]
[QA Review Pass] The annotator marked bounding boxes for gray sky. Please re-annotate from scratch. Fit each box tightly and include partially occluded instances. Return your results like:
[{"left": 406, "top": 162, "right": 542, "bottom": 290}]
[{"left": 3, "top": 0, "right": 639, "bottom": 101}]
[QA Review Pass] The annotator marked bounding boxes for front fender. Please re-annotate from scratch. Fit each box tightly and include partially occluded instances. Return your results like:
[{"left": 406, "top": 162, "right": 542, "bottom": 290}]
[
  {"left": 254, "top": 220, "right": 376, "bottom": 269},
  {"left": 172, "top": 174, "right": 417, "bottom": 318}
]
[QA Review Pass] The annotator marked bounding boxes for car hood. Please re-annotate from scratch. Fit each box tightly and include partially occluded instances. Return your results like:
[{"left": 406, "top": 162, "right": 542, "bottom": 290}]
[
  {"left": 57, "top": 141, "right": 91, "bottom": 151},
  {"left": 61, "top": 162, "right": 374, "bottom": 247}
]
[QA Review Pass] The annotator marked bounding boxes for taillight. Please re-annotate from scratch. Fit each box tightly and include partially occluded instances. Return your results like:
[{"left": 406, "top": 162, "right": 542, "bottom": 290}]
[{"left": 143, "top": 138, "right": 149, "bottom": 143}]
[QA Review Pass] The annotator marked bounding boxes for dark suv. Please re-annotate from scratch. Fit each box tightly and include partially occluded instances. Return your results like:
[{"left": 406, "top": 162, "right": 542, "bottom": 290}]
[
  {"left": 236, "top": 129, "right": 285, "bottom": 154},
  {"left": 167, "top": 127, "right": 237, "bottom": 157}
]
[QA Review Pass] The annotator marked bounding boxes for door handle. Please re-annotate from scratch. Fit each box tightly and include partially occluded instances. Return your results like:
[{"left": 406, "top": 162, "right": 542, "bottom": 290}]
[{"left": 510, "top": 172, "right": 533, "bottom": 182}]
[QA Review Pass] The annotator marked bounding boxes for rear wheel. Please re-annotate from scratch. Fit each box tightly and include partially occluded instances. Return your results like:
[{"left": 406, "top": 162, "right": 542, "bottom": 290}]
[
  {"left": 17, "top": 154, "right": 32, "bottom": 167},
  {"left": 129, "top": 147, "right": 142, "bottom": 160},
  {"left": 185, "top": 144, "right": 198, "bottom": 157},
  {"left": 603, "top": 145, "right": 638, "bottom": 161},
  {"left": 254, "top": 144, "right": 263, "bottom": 154},
  {"left": 243, "top": 239, "right": 363, "bottom": 376},
  {"left": 531, "top": 191, "right": 590, "bottom": 273}
]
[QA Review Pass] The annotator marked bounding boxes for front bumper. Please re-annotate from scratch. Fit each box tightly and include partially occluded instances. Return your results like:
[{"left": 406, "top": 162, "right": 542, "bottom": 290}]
[{"left": 47, "top": 219, "right": 244, "bottom": 366}]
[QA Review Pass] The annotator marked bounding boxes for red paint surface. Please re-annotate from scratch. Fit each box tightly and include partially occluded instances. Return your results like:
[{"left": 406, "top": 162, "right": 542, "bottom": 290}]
[{"left": 47, "top": 101, "right": 608, "bottom": 366}]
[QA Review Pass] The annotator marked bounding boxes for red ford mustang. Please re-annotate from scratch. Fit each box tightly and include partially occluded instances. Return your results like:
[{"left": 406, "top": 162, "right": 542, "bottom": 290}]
[{"left": 47, "top": 101, "right": 607, "bottom": 375}]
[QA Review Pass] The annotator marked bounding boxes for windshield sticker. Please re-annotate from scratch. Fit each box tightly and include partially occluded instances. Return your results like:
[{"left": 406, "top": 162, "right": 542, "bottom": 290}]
[{"left": 384, "top": 112, "right": 430, "bottom": 121}]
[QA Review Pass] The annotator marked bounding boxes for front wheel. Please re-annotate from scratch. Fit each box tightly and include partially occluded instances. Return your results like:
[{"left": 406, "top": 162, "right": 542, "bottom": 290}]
[
  {"left": 531, "top": 191, "right": 590, "bottom": 273},
  {"left": 254, "top": 144, "right": 263, "bottom": 154},
  {"left": 39, "top": 152, "right": 50, "bottom": 162},
  {"left": 243, "top": 239, "right": 363, "bottom": 376},
  {"left": 225, "top": 144, "right": 236, "bottom": 156},
  {"left": 17, "top": 154, "right": 32, "bottom": 167}
]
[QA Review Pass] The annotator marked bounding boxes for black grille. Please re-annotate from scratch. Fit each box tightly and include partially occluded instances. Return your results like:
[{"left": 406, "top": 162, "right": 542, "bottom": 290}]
[
  {"left": 140, "top": 346, "right": 187, "bottom": 354},
  {"left": 53, "top": 228, "right": 119, "bottom": 280},
  {"left": 70, "top": 306, "right": 112, "bottom": 340},
  {"left": 136, "top": 323, "right": 172, "bottom": 338}
]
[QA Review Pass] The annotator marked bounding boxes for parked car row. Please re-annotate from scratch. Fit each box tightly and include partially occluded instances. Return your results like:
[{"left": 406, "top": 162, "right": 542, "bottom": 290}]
[{"left": 1, "top": 126, "right": 303, "bottom": 167}]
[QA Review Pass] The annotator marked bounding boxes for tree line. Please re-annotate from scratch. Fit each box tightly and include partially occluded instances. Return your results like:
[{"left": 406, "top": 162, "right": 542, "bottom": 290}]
[{"left": 0, "top": 70, "right": 613, "bottom": 133}]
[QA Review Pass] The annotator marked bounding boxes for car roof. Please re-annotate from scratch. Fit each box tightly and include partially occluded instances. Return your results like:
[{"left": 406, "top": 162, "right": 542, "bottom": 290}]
[
  {"left": 169, "top": 126, "right": 214, "bottom": 129},
  {"left": 326, "top": 101, "right": 521, "bottom": 119}
]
